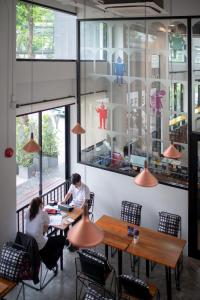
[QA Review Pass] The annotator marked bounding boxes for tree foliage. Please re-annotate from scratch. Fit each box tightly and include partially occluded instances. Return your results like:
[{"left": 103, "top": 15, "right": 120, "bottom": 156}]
[{"left": 16, "top": 1, "right": 54, "bottom": 58}]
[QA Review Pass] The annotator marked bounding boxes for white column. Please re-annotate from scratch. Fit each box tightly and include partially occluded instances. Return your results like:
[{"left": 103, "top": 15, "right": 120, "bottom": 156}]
[{"left": 0, "top": 0, "right": 17, "bottom": 247}]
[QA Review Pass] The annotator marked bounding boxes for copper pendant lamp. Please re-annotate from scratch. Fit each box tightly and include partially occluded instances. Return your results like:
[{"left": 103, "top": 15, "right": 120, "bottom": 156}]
[
  {"left": 23, "top": 132, "right": 41, "bottom": 153},
  {"left": 67, "top": 205, "right": 104, "bottom": 248},
  {"left": 71, "top": 122, "right": 86, "bottom": 134},
  {"left": 134, "top": 160, "right": 158, "bottom": 187},
  {"left": 163, "top": 141, "right": 182, "bottom": 159}
]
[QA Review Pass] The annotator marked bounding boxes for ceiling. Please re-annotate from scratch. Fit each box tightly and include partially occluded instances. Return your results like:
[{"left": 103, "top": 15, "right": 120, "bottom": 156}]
[{"left": 55, "top": 0, "right": 169, "bottom": 18}]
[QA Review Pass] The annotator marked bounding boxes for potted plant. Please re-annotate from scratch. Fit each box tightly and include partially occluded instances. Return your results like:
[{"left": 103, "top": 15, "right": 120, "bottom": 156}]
[
  {"left": 16, "top": 116, "right": 37, "bottom": 178},
  {"left": 42, "top": 114, "right": 59, "bottom": 168}
]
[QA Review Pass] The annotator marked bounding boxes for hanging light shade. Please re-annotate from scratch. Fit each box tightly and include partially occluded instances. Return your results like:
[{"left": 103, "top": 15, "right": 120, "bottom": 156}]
[
  {"left": 71, "top": 122, "right": 86, "bottom": 134},
  {"left": 163, "top": 141, "right": 182, "bottom": 159},
  {"left": 134, "top": 160, "right": 158, "bottom": 187},
  {"left": 23, "top": 132, "right": 41, "bottom": 153},
  {"left": 67, "top": 206, "right": 104, "bottom": 248}
]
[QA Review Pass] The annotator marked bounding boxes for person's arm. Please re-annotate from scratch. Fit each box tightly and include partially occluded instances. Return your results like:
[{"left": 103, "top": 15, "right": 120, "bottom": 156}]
[
  {"left": 61, "top": 184, "right": 73, "bottom": 204},
  {"left": 62, "top": 191, "right": 72, "bottom": 204},
  {"left": 43, "top": 211, "right": 50, "bottom": 234},
  {"left": 80, "top": 186, "right": 90, "bottom": 208}
]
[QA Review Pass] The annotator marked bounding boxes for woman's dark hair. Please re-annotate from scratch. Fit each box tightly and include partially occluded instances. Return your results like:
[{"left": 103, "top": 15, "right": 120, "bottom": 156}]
[
  {"left": 29, "top": 197, "right": 42, "bottom": 221},
  {"left": 72, "top": 173, "right": 81, "bottom": 185}
]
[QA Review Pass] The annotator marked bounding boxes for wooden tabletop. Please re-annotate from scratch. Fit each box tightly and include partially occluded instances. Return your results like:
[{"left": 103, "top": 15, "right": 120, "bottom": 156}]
[
  {"left": 96, "top": 215, "right": 186, "bottom": 269},
  {"left": 0, "top": 278, "right": 16, "bottom": 297},
  {"left": 96, "top": 215, "right": 132, "bottom": 251},
  {"left": 127, "top": 225, "right": 186, "bottom": 269},
  {"left": 50, "top": 207, "right": 83, "bottom": 231}
]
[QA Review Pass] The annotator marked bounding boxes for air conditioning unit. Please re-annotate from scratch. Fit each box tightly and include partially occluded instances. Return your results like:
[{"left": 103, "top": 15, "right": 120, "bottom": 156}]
[{"left": 93, "top": 0, "right": 166, "bottom": 17}]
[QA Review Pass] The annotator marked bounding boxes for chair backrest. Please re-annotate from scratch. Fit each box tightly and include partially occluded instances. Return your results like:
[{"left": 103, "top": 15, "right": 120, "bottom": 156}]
[
  {"left": 84, "top": 287, "right": 113, "bottom": 300},
  {"left": 87, "top": 192, "right": 95, "bottom": 213},
  {"left": 119, "top": 275, "right": 152, "bottom": 300},
  {"left": 158, "top": 211, "right": 181, "bottom": 238},
  {"left": 0, "top": 243, "right": 25, "bottom": 283},
  {"left": 121, "top": 201, "right": 142, "bottom": 225},
  {"left": 15, "top": 232, "right": 40, "bottom": 284},
  {"left": 78, "top": 249, "right": 112, "bottom": 285}
]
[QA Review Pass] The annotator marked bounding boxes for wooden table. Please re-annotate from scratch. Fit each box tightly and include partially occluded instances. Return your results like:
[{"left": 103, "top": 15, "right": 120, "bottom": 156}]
[
  {"left": 127, "top": 226, "right": 186, "bottom": 300},
  {"left": 50, "top": 207, "right": 83, "bottom": 231},
  {"left": 96, "top": 215, "right": 132, "bottom": 275},
  {"left": 49, "top": 207, "right": 83, "bottom": 270},
  {"left": 96, "top": 215, "right": 186, "bottom": 300}
]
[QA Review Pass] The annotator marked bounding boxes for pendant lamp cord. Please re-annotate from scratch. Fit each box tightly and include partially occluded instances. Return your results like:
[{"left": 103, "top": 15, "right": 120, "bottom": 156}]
[
  {"left": 5, "top": 0, "right": 10, "bottom": 147},
  {"left": 170, "top": 0, "right": 173, "bottom": 141},
  {"left": 144, "top": 0, "right": 148, "bottom": 165},
  {"left": 31, "top": 0, "right": 34, "bottom": 129}
]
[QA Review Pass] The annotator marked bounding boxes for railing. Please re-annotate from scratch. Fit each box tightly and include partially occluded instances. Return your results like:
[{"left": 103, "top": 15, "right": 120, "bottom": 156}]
[{"left": 16, "top": 180, "right": 70, "bottom": 233}]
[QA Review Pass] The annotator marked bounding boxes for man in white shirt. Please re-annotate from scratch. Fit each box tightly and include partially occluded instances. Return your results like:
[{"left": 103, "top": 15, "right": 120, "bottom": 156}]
[{"left": 63, "top": 173, "right": 90, "bottom": 208}]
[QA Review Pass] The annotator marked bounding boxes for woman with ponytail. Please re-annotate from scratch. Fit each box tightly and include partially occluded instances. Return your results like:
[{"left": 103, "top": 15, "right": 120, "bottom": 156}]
[{"left": 25, "top": 197, "right": 66, "bottom": 269}]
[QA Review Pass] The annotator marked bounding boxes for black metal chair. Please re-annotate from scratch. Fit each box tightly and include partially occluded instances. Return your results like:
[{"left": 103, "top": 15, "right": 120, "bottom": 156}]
[
  {"left": 120, "top": 201, "right": 142, "bottom": 226},
  {"left": 111, "top": 201, "right": 142, "bottom": 276},
  {"left": 87, "top": 192, "right": 95, "bottom": 221},
  {"left": 118, "top": 274, "right": 160, "bottom": 300},
  {"left": 84, "top": 287, "right": 114, "bottom": 300},
  {"left": 151, "top": 211, "right": 182, "bottom": 290},
  {"left": 14, "top": 232, "right": 58, "bottom": 291},
  {"left": 0, "top": 243, "right": 26, "bottom": 300},
  {"left": 75, "top": 249, "right": 116, "bottom": 300}
]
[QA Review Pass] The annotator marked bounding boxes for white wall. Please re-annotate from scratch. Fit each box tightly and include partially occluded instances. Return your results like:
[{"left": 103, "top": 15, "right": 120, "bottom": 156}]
[
  {"left": 70, "top": 105, "right": 188, "bottom": 254},
  {"left": 16, "top": 61, "right": 76, "bottom": 105},
  {"left": 0, "top": 0, "right": 17, "bottom": 247},
  {"left": 171, "top": 0, "right": 200, "bottom": 16}
]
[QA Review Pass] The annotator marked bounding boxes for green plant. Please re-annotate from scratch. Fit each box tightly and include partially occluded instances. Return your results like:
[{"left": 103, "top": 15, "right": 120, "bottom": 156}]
[
  {"left": 16, "top": 116, "right": 37, "bottom": 167},
  {"left": 42, "top": 114, "right": 59, "bottom": 157}
]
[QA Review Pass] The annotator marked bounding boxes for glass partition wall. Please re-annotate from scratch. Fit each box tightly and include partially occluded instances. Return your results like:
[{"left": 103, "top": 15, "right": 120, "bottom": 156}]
[{"left": 78, "top": 18, "right": 188, "bottom": 189}]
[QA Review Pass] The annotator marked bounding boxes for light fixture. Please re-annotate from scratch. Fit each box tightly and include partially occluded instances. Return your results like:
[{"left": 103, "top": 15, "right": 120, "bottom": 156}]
[
  {"left": 67, "top": 205, "right": 104, "bottom": 248},
  {"left": 71, "top": 122, "right": 86, "bottom": 134},
  {"left": 23, "top": 132, "right": 41, "bottom": 153},
  {"left": 135, "top": 160, "right": 158, "bottom": 187},
  {"left": 68, "top": 0, "right": 103, "bottom": 247},
  {"left": 134, "top": 1, "right": 158, "bottom": 188},
  {"left": 23, "top": 0, "right": 41, "bottom": 153},
  {"left": 71, "top": 0, "right": 86, "bottom": 135},
  {"left": 163, "top": 0, "right": 182, "bottom": 160},
  {"left": 163, "top": 141, "right": 182, "bottom": 159}
]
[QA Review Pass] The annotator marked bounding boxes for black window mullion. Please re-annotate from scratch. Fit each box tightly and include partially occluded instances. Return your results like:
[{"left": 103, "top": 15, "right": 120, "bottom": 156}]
[
  {"left": 39, "top": 111, "right": 42, "bottom": 196},
  {"left": 65, "top": 105, "right": 71, "bottom": 180}
]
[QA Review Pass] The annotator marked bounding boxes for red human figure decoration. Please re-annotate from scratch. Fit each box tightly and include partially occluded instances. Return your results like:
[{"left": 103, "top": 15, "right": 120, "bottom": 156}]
[{"left": 96, "top": 102, "right": 108, "bottom": 129}]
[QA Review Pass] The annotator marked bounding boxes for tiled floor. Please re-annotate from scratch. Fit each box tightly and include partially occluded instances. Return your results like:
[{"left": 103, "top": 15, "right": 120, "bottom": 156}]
[{"left": 7, "top": 246, "right": 200, "bottom": 300}]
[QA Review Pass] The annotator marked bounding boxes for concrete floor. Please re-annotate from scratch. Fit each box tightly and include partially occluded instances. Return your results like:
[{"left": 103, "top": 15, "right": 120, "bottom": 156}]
[{"left": 7, "top": 245, "right": 200, "bottom": 300}]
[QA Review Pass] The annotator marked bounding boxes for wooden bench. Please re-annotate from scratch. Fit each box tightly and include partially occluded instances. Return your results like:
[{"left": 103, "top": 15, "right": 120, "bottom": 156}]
[{"left": 0, "top": 278, "right": 16, "bottom": 299}]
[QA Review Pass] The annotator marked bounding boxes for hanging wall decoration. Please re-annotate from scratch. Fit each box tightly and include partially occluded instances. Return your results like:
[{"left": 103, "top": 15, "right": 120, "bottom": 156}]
[
  {"left": 96, "top": 102, "right": 108, "bottom": 129},
  {"left": 150, "top": 90, "right": 166, "bottom": 113},
  {"left": 114, "top": 56, "right": 125, "bottom": 85}
]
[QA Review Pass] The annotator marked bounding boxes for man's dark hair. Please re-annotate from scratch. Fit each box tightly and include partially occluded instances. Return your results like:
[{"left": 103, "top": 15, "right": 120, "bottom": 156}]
[{"left": 72, "top": 173, "right": 81, "bottom": 185}]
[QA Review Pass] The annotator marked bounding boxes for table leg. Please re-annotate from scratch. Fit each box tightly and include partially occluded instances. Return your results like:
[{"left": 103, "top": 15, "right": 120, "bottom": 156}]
[
  {"left": 146, "top": 259, "right": 150, "bottom": 278},
  {"left": 118, "top": 250, "right": 122, "bottom": 275},
  {"left": 60, "top": 230, "right": 63, "bottom": 271},
  {"left": 105, "top": 245, "right": 108, "bottom": 259},
  {"left": 165, "top": 266, "right": 172, "bottom": 300}
]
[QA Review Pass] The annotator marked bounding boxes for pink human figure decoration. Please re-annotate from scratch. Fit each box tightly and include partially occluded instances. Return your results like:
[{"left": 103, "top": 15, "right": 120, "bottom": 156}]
[
  {"left": 150, "top": 90, "right": 166, "bottom": 113},
  {"left": 96, "top": 102, "right": 108, "bottom": 129}
]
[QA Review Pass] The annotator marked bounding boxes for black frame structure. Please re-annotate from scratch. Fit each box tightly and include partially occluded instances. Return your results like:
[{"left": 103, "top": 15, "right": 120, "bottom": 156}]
[
  {"left": 16, "top": 105, "right": 71, "bottom": 196},
  {"left": 16, "top": 0, "right": 77, "bottom": 61},
  {"left": 76, "top": 16, "right": 200, "bottom": 259}
]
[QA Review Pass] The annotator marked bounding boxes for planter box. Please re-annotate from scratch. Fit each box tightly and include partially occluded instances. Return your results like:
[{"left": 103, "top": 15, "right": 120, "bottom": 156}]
[
  {"left": 33, "top": 156, "right": 48, "bottom": 171},
  {"left": 19, "top": 164, "right": 36, "bottom": 179},
  {"left": 48, "top": 156, "right": 58, "bottom": 168},
  {"left": 16, "top": 164, "right": 19, "bottom": 175}
]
